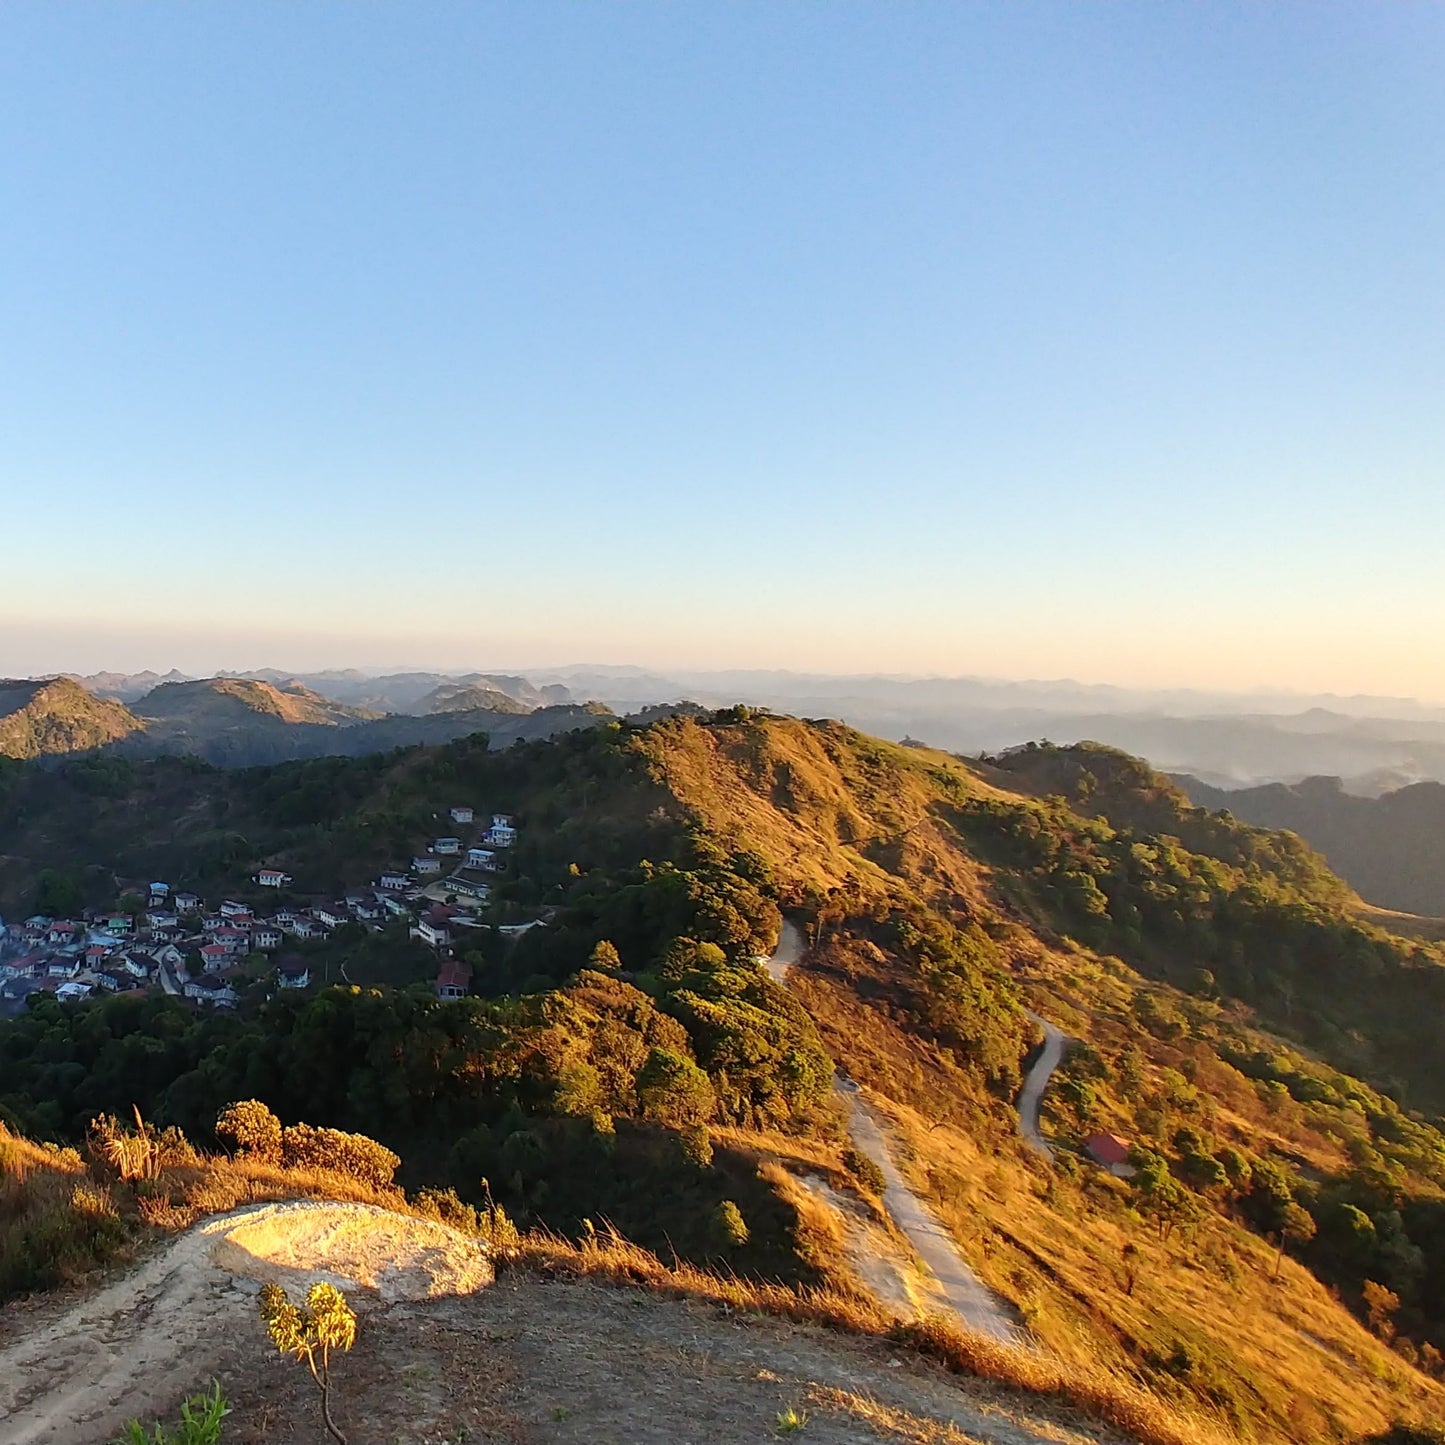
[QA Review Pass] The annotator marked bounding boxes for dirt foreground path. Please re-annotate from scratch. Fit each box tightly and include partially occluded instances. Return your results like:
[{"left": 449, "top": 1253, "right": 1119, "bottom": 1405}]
[{"left": 0, "top": 1200, "right": 491, "bottom": 1445}]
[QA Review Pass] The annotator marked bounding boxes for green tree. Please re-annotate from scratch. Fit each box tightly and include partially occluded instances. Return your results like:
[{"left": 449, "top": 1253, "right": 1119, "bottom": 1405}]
[
  {"left": 588, "top": 939, "right": 622, "bottom": 971},
  {"left": 33, "top": 868, "right": 83, "bottom": 918},
  {"left": 1273, "top": 1202, "right": 1317, "bottom": 1279},
  {"left": 713, "top": 1199, "right": 750, "bottom": 1249},
  {"left": 635, "top": 1047, "right": 716, "bottom": 1127}
]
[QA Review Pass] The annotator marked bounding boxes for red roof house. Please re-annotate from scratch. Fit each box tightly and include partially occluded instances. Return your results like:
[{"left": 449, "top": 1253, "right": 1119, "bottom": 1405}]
[{"left": 1083, "top": 1132, "right": 1132, "bottom": 1167}]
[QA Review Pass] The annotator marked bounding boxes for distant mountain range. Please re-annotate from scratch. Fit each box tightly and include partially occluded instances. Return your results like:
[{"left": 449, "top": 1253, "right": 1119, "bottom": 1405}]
[
  {"left": 1177, "top": 773, "right": 1445, "bottom": 918},
  {"left": 0, "top": 674, "right": 613, "bottom": 768},
  {"left": 17, "top": 663, "right": 1445, "bottom": 803}
]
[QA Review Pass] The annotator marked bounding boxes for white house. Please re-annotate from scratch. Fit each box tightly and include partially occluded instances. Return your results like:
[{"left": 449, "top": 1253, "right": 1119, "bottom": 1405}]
[
  {"left": 255, "top": 869, "right": 292, "bottom": 889},
  {"left": 56, "top": 980, "right": 93, "bottom": 1002},
  {"left": 251, "top": 927, "right": 283, "bottom": 951},
  {"left": 465, "top": 847, "right": 495, "bottom": 871},
  {"left": 314, "top": 903, "right": 348, "bottom": 930},
  {"left": 124, "top": 951, "right": 156, "bottom": 980},
  {"left": 174, "top": 893, "right": 200, "bottom": 914},
  {"left": 483, "top": 816, "right": 517, "bottom": 847},
  {"left": 435, "top": 959, "right": 471, "bottom": 1000},
  {"left": 47, "top": 955, "right": 82, "bottom": 980},
  {"left": 433, "top": 837, "right": 461, "bottom": 856},
  {"left": 220, "top": 900, "right": 251, "bottom": 919},
  {"left": 379, "top": 870, "right": 410, "bottom": 891},
  {"left": 186, "top": 974, "right": 238, "bottom": 1008},
  {"left": 412, "top": 854, "right": 442, "bottom": 875},
  {"left": 276, "top": 960, "right": 310, "bottom": 990},
  {"left": 412, "top": 916, "right": 451, "bottom": 949},
  {"left": 199, "top": 944, "right": 230, "bottom": 973},
  {"left": 449, "top": 876, "right": 490, "bottom": 900},
  {"left": 449, "top": 806, "right": 474, "bottom": 825}
]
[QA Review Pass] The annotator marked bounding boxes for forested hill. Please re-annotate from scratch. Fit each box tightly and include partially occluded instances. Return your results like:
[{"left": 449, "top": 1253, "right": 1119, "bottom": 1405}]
[
  {"left": 0, "top": 674, "right": 615, "bottom": 768},
  {"left": 1178, "top": 772, "right": 1445, "bottom": 918},
  {"left": 4, "top": 716, "right": 1443, "bottom": 1110},
  {"left": 6, "top": 712, "right": 1445, "bottom": 1439},
  {"left": 0, "top": 677, "right": 145, "bottom": 759}
]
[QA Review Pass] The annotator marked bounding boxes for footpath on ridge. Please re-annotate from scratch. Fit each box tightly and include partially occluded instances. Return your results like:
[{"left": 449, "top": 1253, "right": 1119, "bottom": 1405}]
[{"left": 763, "top": 922, "right": 1023, "bottom": 1347}]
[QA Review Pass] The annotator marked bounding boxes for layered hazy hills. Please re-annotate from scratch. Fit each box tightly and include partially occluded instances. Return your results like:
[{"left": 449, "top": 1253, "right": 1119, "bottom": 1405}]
[
  {"left": 0, "top": 677, "right": 146, "bottom": 759},
  {"left": 68, "top": 665, "right": 1445, "bottom": 789},
  {"left": 414, "top": 681, "right": 532, "bottom": 715},
  {"left": 134, "top": 677, "right": 379, "bottom": 727},
  {"left": 1178, "top": 772, "right": 1445, "bottom": 918},
  {"left": 0, "top": 674, "right": 613, "bottom": 768}
]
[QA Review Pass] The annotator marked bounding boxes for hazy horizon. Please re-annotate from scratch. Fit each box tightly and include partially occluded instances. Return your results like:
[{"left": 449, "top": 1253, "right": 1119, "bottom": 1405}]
[
  {"left": 9, "top": 643, "right": 1445, "bottom": 716},
  {"left": 5, "top": 4, "right": 1443, "bottom": 699}
]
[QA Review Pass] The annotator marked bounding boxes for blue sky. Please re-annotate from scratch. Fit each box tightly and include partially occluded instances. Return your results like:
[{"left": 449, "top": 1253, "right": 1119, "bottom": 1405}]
[{"left": 2, "top": 3, "right": 1442, "bottom": 696}]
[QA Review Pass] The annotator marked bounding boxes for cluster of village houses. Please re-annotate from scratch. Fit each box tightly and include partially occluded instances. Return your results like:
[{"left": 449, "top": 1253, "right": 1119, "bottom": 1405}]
[{"left": 0, "top": 808, "right": 519, "bottom": 1015}]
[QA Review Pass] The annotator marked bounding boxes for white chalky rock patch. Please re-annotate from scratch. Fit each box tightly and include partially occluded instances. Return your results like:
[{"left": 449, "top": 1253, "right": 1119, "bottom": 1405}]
[{"left": 203, "top": 1200, "right": 494, "bottom": 1303}]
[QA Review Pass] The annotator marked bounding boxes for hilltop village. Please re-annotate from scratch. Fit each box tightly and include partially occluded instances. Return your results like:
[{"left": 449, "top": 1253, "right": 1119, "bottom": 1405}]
[{"left": 0, "top": 805, "right": 522, "bottom": 1016}]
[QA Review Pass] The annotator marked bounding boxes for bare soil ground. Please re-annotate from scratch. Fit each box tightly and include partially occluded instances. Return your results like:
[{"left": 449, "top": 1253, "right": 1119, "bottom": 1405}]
[{"left": 0, "top": 1201, "right": 1129, "bottom": 1445}]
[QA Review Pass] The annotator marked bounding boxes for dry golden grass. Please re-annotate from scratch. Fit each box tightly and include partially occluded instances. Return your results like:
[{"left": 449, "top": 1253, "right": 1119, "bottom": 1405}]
[
  {"left": 636, "top": 714, "right": 1011, "bottom": 910},
  {"left": 785, "top": 945, "right": 1445, "bottom": 1445},
  {"left": 513, "top": 1224, "right": 1239, "bottom": 1445},
  {"left": 1, "top": 1119, "right": 1231, "bottom": 1445}
]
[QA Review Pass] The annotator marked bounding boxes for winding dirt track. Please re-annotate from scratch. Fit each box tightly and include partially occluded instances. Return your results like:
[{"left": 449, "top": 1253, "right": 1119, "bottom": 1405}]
[
  {"left": 764, "top": 923, "right": 1021, "bottom": 1346},
  {"left": 1017, "top": 1011, "right": 1067, "bottom": 1162}
]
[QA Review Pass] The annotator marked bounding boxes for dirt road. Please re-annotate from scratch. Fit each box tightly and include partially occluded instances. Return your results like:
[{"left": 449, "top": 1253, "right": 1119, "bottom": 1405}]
[
  {"left": 0, "top": 1227, "right": 1115, "bottom": 1445},
  {"left": 763, "top": 924, "right": 1021, "bottom": 1347},
  {"left": 1016, "top": 1011, "right": 1067, "bottom": 1162},
  {"left": 0, "top": 1200, "right": 491, "bottom": 1445}
]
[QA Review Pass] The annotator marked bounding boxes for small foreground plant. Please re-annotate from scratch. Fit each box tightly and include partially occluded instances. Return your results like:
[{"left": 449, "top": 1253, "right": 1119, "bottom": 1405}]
[
  {"left": 259, "top": 1281, "right": 358, "bottom": 1445},
  {"left": 113, "top": 1380, "right": 230, "bottom": 1445},
  {"left": 775, "top": 1405, "right": 808, "bottom": 1434}
]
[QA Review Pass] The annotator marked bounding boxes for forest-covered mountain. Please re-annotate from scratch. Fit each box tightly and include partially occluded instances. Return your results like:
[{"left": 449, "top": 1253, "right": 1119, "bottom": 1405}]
[
  {"left": 0, "top": 678, "right": 147, "bottom": 759},
  {"left": 2, "top": 715, "right": 1444, "bottom": 1441},
  {"left": 1178, "top": 772, "right": 1445, "bottom": 919}
]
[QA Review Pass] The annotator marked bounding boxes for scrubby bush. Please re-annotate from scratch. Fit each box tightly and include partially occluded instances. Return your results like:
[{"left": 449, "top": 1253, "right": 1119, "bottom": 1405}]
[
  {"left": 679, "top": 1124, "right": 713, "bottom": 1169},
  {"left": 841, "top": 1147, "right": 886, "bottom": 1197},
  {"left": 713, "top": 1198, "right": 750, "bottom": 1249},
  {"left": 89, "top": 1110, "right": 193, "bottom": 1183},
  {"left": 411, "top": 1185, "right": 479, "bottom": 1232},
  {"left": 215, "top": 1100, "right": 282, "bottom": 1162},
  {"left": 279, "top": 1123, "right": 400, "bottom": 1188}
]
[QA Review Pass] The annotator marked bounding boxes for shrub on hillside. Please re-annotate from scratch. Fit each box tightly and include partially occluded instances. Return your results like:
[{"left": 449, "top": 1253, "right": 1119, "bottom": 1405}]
[
  {"left": 679, "top": 1124, "right": 713, "bottom": 1169},
  {"left": 215, "top": 1100, "right": 283, "bottom": 1162},
  {"left": 88, "top": 1110, "right": 195, "bottom": 1183},
  {"left": 635, "top": 1047, "right": 716, "bottom": 1126},
  {"left": 713, "top": 1198, "right": 750, "bottom": 1249},
  {"left": 841, "top": 1147, "right": 886, "bottom": 1197},
  {"left": 280, "top": 1123, "right": 399, "bottom": 1189}
]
